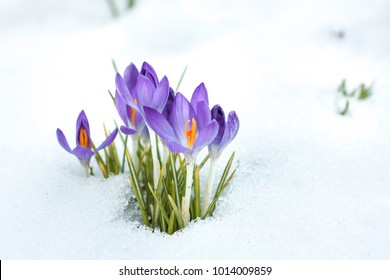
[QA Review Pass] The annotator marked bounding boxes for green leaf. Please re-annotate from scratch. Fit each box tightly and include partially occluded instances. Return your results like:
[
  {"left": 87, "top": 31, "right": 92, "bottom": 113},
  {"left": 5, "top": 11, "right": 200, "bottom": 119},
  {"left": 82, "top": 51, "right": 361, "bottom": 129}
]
[
  {"left": 339, "top": 100, "right": 349, "bottom": 116},
  {"left": 112, "top": 59, "right": 119, "bottom": 73},
  {"left": 167, "top": 211, "right": 176, "bottom": 234},
  {"left": 108, "top": 89, "right": 115, "bottom": 104},
  {"left": 147, "top": 183, "right": 170, "bottom": 226},
  {"left": 193, "top": 166, "right": 201, "bottom": 218},
  {"left": 357, "top": 83, "right": 373, "bottom": 100},
  {"left": 167, "top": 195, "right": 185, "bottom": 229},
  {"left": 337, "top": 79, "right": 347, "bottom": 96},
  {"left": 199, "top": 154, "right": 210, "bottom": 170},
  {"left": 169, "top": 152, "right": 181, "bottom": 210},
  {"left": 202, "top": 152, "right": 236, "bottom": 218},
  {"left": 175, "top": 65, "right": 188, "bottom": 92},
  {"left": 92, "top": 142, "right": 109, "bottom": 178},
  {"left": 126, "top": 149, "right": 149, "bottom": 226},
  {"left": 215, "top": 152, "right": 235, "bottom": 194}
]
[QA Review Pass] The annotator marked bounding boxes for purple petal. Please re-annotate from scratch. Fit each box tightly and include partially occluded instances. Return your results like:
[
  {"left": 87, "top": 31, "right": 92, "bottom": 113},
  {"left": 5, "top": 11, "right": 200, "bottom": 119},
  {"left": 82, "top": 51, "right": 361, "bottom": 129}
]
[
  {"left": 56, "top": 128, "right": 72, "bottom": 153},
  {"left": 76, "top": 110, "right": 91, "bottom": 148},
  {"left": 143, "top": 107, "right": 177, "bottom": 143},
  {"left": 152, "top": 75, "right": 169, "bottom": 112},
  {"left": 193, "top": 120, "right": 219, "bottom": 151},
  {"left": 133, "top": 109, "right": 146, "bottom": 132},
  {"left": 191, "top": 82, "right": 209, "bottom": 110},
  {"left": 170, "top": 93, "right": 197, "bottom": 146},
  {"left": 135, "top": 75, "right": 155, "bottom": 114},
  {"left": 164, "top": 139, "right": 191, "bottom": 154},
  {"left": 124, "top": 63, "right": 139, "bottom": 94},
  {"left": 115, "top": 90, "right": 129, "bottom": 127},
  {"left": 211, "top": 104, "right": 226, "bottom": 145},
  {"left": 161, "top": 87, "right": 175, "bottom": 119},
  {"left": 220, "top": 111, "right": 240, "bottom": 147},
  {"left": 72, "top": 146, "right": 95, "bottom": 159},
  {"left": 120, "top": 125, "right": 137, "bottom": 135},
  {"left": 95, "top": 128, "right": 119, "bottom": 151},
  {"left": 196, "top": 101, "right": 211, "bottom": 130},
  {"left": 116, "top": 73, "right": 139, "bottom": 110},
  {"left": 140, "top": 62, "right": 158, "bottom": 87}
]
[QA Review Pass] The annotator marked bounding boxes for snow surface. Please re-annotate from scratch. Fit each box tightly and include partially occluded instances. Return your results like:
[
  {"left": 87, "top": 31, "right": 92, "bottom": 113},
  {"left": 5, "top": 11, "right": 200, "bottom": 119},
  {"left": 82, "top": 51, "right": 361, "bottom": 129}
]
[{"left": 1, "top": 0, "right": 390, "bottom": 259}]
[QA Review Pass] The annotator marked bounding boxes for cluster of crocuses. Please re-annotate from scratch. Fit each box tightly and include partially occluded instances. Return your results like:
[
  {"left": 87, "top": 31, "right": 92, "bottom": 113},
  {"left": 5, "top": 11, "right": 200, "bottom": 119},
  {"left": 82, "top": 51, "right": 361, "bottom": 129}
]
[{"left": 57, "top": 61, "right": 239, "bottom": 232}]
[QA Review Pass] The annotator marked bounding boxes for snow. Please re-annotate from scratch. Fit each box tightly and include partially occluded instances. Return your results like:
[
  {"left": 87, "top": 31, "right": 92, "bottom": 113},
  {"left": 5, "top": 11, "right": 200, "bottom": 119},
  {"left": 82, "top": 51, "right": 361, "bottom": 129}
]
[{"left": 1, "top": 0, "right": 390, "bottom": 259}]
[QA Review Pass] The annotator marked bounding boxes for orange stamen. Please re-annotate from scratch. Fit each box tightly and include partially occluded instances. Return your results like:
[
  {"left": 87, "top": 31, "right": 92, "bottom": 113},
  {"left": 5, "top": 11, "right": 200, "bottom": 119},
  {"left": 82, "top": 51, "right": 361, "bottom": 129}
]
[
  {"left": 185, "top": 118, "right": 197, "bottom": 149},
  {"left": 130, "top": 98, "right": 138, "bottom": 127},
  {"left": 79, "top": 127, "right": 89, "bottom": 148}
]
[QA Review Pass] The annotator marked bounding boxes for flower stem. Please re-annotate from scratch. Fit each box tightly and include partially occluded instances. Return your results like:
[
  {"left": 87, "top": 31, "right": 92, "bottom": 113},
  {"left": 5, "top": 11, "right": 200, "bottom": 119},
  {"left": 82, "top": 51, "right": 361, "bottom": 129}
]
[
  {"left": 149, "top": 130, "right": 160, "bottom": 190},
  {"left": 82, "top": 163, "right": 90, "bottom": 177},
  {"left": 131, "top": 135, "right": 139, "bottom": 171},
  {"left": 162, "top": 144, "right": 169, "bottom": 176},
  {"left": 181, "top": 159, "right": 194, "bottom": 225},
  {"left": 201, "top": 157, "right": 218, "bottom": 216}
]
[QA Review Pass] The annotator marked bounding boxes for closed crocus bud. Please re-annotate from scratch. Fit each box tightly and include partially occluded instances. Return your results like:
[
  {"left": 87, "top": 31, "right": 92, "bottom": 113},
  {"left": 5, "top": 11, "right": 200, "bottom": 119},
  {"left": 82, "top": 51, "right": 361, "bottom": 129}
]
[{"left": 208, "top": 105, "right": 239, "bottom": 160}]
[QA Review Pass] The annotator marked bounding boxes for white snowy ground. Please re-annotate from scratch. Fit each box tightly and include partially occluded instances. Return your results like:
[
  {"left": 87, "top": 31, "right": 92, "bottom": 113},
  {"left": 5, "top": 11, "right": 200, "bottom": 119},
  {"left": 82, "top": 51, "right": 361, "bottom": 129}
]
[{"left": 1, "top": 0, "right": 390, "bottom": 259}]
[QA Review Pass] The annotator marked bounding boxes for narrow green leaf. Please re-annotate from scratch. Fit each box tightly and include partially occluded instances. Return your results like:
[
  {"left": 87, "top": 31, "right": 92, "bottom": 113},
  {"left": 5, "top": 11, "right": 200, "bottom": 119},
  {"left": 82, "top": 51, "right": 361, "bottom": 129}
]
[
  {"left": 215, "top": 152, "right": 235, "bottom": 194},
  {"left": 175, "top": 65, "right": 188, "bottom": 92},
  {"left": 339, "top": 100, "right": 349, "bottom": 116},
  {"left": 108, "top": 90, "right": 115, "bottom": 104},
  {"left": 167, "top": 211, "right": 176, "bottom": 235},
  {"left": 199, "top": 154, "right": 210, "bottom": 170},
  {"left": 193, "top": 166, "right": 201, "bottom": 218},
  {"left": 167, "top": 195, "right": 185, "bottom": 229},
  {"left": 202, "top": 152, "right": 236, "bottom": 218},
  {"left": 98, "top": 161, "right": 109, "bottom": 179},
  {"left": 169, "top": 152, "right": 181, "bottom": 210},
  {"left": 147, "top": 183, "right": 170, "bottom": 225},
  {"left": 160, "top": 211, "right": 167, "bottom": 233},
  {"left": 126, "top": 149, "right": 149, "bottom": 226},
  {"left": 202, "top": 169, "right": 236, "bottom": 218},
  {"left": 112, "top": 59, "right": 119, "bottom": 73},
  {"left": 92, "top": 142, "right": 109, "bottom": 178}
]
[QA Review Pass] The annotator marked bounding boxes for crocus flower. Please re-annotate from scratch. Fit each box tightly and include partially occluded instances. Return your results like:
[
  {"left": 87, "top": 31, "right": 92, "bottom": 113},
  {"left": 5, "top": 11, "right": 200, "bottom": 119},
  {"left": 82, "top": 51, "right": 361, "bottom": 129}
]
[
  {"left": 208, "top": 105, "right": 240, "bottom": 159},
  {"left": 160, "top": 87, "right": 175, "bottom": 170},
  {"left": 202, "top": 105, "right": 239, "bottom": 216},
  {"left": 144, "top": 83, "right": 218, "bottom": 225},
  {"left": 143, "top": 83, "right": 218, "bottom": 161},
  {"left": 56, "top": 110, "right": 118, "bottom": 175},
  {"left": 115, "top": 89, "right": 145, "bottom": 136},
  {"left": 116, "top": 62, "right": 170, "bottom": 180},
  {"left": 116, "top": 62, "right": 170, "bottom": 122}
]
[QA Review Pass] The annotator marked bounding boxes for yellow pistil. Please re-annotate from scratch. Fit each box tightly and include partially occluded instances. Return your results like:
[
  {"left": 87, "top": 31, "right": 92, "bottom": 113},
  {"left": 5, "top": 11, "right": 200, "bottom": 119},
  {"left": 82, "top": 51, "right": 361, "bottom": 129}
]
[
  {"left": 130, "top": 98, "right": 138, "bottom": 127},
  {"left": 79, "top": 127, "right": 89, "bottom": 148},
  {"left": 185, "top": 118, "right": 197, "bottom": 149}
]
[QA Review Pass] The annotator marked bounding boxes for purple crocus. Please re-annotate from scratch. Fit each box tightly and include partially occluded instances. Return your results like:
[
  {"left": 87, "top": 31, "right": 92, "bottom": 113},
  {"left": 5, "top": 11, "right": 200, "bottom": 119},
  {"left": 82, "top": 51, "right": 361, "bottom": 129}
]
[
  {"left": 144, "top": 83, "right": 218, "bottom": 225},
  {"left": 202, "top": 105, "right": 239, "bottom": 216},
  {"left": 208, "top": 105, "right": 240, "bottom": 159},
  {"left": 56, "top": 110, "right": 118, "bottom": 175},
  {"left": 115, "top": 88, "right": 145, "bottom": 136},
  {"left": 115, "top": 62, "right": 170, "bottom": 126},
  {"left": 143, "top": 83, "right": 218, "bottom": 161},
  {"left": 115, "top": 62, "right": 170, "bottom": 178}
]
